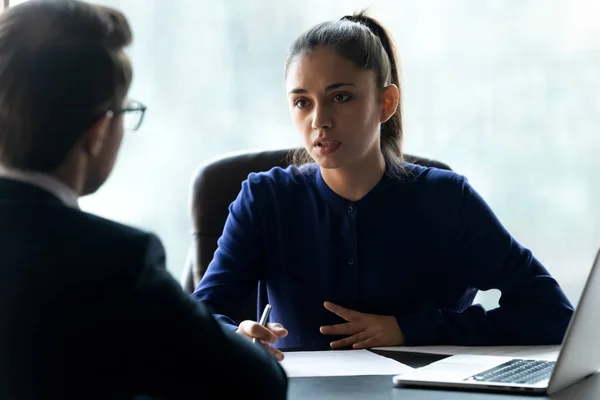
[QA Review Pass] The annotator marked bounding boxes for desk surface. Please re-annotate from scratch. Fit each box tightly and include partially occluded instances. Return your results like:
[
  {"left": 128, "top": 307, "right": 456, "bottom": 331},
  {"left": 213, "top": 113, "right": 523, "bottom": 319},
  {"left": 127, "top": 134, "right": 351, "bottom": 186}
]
[{"left": 287, "top": 351, "right": 600, "bottom": 400}]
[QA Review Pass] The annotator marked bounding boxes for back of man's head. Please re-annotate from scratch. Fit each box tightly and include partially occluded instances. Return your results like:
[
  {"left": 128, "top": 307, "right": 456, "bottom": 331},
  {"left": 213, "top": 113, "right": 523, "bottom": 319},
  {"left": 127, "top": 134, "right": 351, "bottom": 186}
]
[{"left": 0, "top": 0, "right": 132, "bottom": 172}]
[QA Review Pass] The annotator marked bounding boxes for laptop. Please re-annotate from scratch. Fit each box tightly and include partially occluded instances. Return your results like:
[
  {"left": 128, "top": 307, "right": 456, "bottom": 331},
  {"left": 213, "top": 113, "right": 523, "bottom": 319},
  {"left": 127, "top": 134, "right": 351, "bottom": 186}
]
[{"left": 393, "top": 248, "right": 600, "bottom": 394}]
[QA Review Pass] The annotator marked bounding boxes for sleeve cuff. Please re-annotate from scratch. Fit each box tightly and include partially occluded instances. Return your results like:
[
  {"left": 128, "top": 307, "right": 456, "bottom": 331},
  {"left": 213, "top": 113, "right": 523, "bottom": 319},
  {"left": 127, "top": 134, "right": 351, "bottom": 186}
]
[
  {"left": 214, "top": 314, "right": 239, "bottom": 330},
  {"left": 395, "top": 309, "right": 443, "bottom": 346}
]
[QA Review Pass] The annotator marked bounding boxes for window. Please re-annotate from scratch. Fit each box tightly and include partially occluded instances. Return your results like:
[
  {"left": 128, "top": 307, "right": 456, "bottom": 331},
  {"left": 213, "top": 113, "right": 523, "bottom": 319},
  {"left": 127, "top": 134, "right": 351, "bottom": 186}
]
[{"left": 8, "top": 0, "right": 600, "bottom": 310}]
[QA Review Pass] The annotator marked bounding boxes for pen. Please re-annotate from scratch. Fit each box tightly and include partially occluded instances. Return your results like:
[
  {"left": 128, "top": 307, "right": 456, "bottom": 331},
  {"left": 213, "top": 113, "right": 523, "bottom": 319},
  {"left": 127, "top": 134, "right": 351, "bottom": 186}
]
[{"left": 253, "top": 303, "right": 272, "bottom": 344}]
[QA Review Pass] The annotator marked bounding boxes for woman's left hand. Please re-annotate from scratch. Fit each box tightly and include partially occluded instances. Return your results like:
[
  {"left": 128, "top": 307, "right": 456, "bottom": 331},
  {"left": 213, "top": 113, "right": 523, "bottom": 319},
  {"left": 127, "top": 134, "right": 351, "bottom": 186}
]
[{"left": 319, "top": 301, "right": 405, "bottom": 349}]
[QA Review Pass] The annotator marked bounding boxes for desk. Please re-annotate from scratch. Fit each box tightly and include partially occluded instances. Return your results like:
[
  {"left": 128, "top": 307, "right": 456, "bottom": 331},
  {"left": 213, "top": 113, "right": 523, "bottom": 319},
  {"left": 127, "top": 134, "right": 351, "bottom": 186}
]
[{"left": 288, "top": 350, "right": 600, "bottom": 400}]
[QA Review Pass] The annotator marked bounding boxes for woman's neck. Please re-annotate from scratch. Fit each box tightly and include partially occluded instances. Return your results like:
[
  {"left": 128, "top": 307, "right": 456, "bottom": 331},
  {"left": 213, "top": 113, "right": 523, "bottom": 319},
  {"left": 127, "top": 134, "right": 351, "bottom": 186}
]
[{"left": 320, "top": 151, "right": 386, "bottom": 202}]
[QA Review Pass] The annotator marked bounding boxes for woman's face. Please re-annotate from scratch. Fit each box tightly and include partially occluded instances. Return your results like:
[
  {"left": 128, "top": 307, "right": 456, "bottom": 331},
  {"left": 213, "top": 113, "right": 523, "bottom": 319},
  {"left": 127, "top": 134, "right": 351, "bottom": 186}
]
[{"left": 286, "top": 45, "right": 392, "bottom": 171}]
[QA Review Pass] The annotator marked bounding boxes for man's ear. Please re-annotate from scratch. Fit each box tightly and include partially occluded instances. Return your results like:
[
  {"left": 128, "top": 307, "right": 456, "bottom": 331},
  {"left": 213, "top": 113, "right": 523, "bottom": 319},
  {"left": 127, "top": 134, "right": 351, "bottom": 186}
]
[
  {"left": 82, "top": 111, "right": 113, "bottom": 157},
  {"left": 380, "top": 84, "right": 400, "bottom": 123}
]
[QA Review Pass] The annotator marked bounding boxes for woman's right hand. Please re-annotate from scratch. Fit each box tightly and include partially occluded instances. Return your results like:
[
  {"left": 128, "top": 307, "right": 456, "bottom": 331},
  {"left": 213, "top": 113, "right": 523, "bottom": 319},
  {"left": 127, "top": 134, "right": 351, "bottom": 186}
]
[{"left": 237, "top": 320, "right": 288, "bottom": 361}]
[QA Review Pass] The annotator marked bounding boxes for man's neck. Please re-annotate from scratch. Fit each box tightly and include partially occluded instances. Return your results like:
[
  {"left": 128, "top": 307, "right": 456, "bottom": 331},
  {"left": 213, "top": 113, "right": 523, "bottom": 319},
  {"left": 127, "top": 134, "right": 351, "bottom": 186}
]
[{"left": 51, "top": 163, "right": 84, "bottom": 196}]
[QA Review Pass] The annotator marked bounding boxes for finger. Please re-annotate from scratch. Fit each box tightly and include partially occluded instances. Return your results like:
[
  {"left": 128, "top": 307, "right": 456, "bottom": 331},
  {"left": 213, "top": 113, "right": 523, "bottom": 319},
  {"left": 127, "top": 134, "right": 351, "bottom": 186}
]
[
  {"left": 260, "top": 342, "right": 285, "bottom": 361},
  {"left": 352, "top": 336, "right": 381, "bottom": 350},
  {"left": 320, "top": 322, "right": 361, "bottom": 336},
  {"left": 238, "top": 320, "right": 277, "bottom": 343},
  {"left": 323, "top": 301, "right": 361, "bottom": 322},
  {"left": 329, "top": 331, "right": 369, "bottom": 349},
  {"left": 267, "top": 322, "right": 289, "bottom": 338}
]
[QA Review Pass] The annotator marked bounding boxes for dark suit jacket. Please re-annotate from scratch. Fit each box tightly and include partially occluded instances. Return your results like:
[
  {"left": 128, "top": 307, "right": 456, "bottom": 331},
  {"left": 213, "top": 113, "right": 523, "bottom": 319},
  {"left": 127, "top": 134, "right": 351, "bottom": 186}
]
[{"left": 0, "top": 178, "right": 287, "bottom": 400}]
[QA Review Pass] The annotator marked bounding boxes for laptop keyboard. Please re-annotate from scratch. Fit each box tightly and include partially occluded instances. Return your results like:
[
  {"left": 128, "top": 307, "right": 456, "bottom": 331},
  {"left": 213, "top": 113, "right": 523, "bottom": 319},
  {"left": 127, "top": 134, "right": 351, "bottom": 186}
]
[{"left": 467, "top": 359, "right": 555, "bottom": 385}]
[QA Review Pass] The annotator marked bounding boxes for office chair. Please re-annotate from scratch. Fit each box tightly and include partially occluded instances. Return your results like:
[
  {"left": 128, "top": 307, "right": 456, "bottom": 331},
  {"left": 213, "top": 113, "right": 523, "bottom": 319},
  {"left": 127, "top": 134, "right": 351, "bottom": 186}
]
[{"left": 181, "top": 148, "right": 452, "bottom": 323}]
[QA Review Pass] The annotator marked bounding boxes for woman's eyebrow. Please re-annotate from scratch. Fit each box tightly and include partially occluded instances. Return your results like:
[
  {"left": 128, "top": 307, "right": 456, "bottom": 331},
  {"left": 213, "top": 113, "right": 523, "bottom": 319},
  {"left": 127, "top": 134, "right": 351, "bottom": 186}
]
[{"left": 288, "top": 82, "right": 356, "bottom": 95}]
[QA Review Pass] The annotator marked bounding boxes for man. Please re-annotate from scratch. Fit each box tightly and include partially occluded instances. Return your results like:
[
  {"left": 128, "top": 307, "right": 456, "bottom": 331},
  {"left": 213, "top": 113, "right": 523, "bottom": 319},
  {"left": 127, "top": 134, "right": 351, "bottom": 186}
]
[{"left": 0, "top": 1, "right": 287, "bottom": 399}]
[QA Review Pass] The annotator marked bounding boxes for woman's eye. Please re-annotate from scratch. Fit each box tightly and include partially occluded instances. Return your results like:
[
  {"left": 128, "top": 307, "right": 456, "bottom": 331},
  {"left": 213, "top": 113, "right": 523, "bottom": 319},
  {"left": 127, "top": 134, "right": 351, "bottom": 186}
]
[
  {"left": 333, "top": 93, "right": 351, "bottom": 102},
  {"left": 295, "top": 99, "right": 309, "bottom": 108}
]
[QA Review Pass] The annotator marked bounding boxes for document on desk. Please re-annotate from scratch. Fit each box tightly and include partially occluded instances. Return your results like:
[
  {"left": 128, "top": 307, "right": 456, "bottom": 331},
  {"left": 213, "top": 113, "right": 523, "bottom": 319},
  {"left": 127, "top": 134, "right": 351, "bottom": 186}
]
[
  {"left": 373, "top": 345, "right": 560, "bottom": 361},
  {"left": 280, "top": 349, "right": 413, "bottom": 377}
]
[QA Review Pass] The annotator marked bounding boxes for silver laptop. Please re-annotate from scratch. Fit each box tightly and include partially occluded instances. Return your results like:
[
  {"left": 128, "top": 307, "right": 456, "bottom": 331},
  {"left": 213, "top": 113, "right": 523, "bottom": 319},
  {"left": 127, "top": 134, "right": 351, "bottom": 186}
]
[{"left": 393, "top": 248, "right": 600, "bottom": 394}]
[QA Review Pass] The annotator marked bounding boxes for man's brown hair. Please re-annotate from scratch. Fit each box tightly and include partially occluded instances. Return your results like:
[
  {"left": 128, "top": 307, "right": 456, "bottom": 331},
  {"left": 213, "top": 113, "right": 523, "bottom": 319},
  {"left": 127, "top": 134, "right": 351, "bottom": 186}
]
[{"left": 0, "top": 0, "right": 133, "bottom": 171}]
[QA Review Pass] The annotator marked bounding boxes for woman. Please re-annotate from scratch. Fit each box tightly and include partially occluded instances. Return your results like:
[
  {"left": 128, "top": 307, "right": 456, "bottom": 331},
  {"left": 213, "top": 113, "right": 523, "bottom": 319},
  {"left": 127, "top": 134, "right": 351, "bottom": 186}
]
[{"left": 192, "top": 12, "right": 573, "bottom": 361}]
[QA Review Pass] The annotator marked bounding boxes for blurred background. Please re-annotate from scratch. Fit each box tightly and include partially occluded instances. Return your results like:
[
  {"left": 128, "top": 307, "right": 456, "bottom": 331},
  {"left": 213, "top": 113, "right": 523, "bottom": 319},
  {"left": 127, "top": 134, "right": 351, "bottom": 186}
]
[{"left": 8, "top": 0, "right": 600, "bottom": 309}]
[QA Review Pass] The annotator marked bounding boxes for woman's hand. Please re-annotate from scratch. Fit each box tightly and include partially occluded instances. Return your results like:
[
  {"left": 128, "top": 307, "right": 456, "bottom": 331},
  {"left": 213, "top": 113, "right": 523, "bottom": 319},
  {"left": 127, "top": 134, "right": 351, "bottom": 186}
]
[
  {"left": 237, "top": 320, "right": 288, "bottom": 360},
  {"left": 320, "top": 301, "right": 405, "bottom": 349}
]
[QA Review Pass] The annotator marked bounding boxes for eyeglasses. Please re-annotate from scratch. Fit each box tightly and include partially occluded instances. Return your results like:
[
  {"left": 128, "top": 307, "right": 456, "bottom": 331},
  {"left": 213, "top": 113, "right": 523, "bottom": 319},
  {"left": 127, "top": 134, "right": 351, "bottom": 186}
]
[{"left": 115, "top": 100, "right": 147, "bottom": 131}]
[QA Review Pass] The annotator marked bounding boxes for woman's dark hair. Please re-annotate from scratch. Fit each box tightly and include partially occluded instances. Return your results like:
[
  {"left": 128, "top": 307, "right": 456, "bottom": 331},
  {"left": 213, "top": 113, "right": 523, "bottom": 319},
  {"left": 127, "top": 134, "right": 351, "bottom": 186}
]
[
  {"left": 284, "top": 10, "right": 404, "bottom": 176},
  {"left": 0, "top": 0, "right": 133, "bottom": 172}
]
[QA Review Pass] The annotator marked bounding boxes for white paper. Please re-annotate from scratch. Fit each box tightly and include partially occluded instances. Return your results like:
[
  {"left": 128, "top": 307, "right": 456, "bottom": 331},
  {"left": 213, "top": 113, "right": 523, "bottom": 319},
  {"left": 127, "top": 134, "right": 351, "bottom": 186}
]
[
  {"left": 280, "top": 349, "right": 413, "bottom": 377},
  {"left": 373, "top": 345, "right": 560, "bottom": 361}
]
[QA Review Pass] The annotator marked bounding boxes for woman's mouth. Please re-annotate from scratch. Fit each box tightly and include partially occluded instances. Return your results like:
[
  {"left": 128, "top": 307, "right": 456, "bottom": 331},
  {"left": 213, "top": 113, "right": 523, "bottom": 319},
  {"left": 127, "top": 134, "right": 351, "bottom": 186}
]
[{"left": 314, "top": 140, "right": 341, "bottom": 156}]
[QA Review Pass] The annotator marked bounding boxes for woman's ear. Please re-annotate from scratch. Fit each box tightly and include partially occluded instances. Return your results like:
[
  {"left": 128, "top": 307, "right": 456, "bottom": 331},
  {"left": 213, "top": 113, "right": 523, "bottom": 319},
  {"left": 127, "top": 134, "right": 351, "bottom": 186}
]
[
  {"left": 82, "top": 111, "right": 113, "bottom": 157},
  {"left": 380, "top": 84, "right": 400, "bottom": 123}
]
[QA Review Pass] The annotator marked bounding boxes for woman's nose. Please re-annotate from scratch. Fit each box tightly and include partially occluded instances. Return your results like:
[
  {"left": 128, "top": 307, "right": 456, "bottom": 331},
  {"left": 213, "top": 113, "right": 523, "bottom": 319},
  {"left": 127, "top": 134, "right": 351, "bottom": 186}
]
[{"left": 311, "top": 105, "right": 333, "bottom": 130}]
